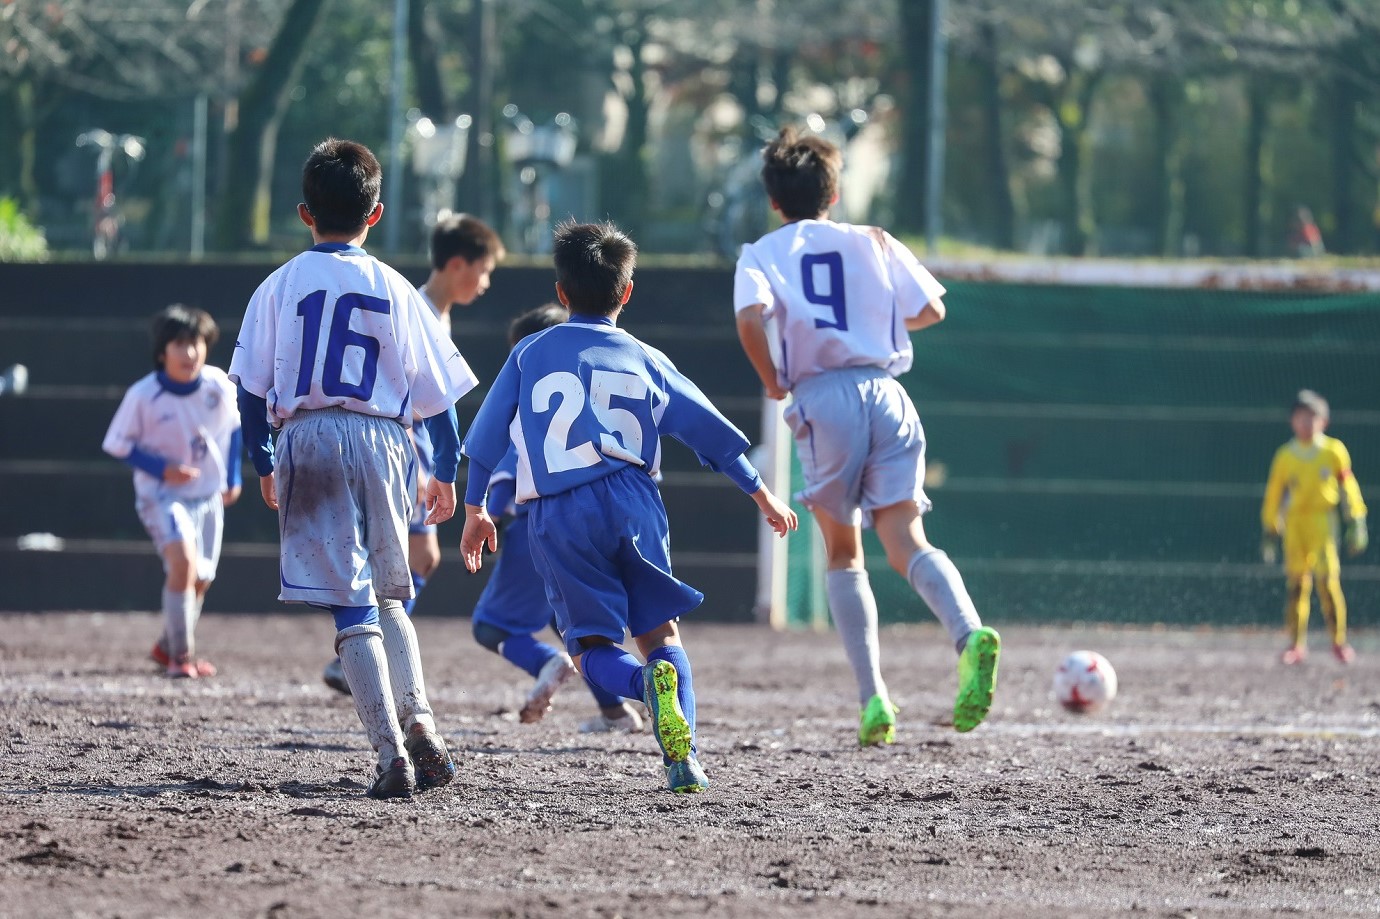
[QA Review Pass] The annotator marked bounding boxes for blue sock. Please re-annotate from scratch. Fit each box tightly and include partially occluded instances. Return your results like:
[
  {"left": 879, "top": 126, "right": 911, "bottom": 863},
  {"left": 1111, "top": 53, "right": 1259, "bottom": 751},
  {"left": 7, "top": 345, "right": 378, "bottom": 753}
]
[
  {"left": 402, "top": 571, "right": 427, "bottom": 615},
  {"left": 584, "top": 675, "right": 624, "bottom": 708},
  {"left": 580, "top": 645, "right": 645, "bottom": 702},
  {"left": 500, "top": 632, "right": 560, "bottom": 679},
  {"left": 647, "top": 645, "right": 696, "bottom": 737}
]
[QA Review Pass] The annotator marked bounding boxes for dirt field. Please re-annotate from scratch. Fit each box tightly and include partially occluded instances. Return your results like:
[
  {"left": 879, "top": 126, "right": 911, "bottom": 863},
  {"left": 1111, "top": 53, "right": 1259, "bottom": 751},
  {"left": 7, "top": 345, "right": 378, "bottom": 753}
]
[{"left": 2, "top": 613, "right": 1378, "bottom": 918}]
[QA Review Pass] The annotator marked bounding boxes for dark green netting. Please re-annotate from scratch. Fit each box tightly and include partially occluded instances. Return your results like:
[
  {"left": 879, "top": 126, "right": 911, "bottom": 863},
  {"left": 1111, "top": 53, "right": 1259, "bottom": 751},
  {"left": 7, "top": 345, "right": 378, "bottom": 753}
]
[{"left": 784, "top": 282, "right": 1380, "bottom": 627}]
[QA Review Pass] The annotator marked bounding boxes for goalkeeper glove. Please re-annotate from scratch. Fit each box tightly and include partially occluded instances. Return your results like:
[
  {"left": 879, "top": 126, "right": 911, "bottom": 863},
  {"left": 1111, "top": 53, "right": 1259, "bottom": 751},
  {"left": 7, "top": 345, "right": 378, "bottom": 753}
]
[
  {"left": 1345, "top": 517, "right": 1368, "bottom": 557},
  {"left": 1260, "top": 532, "right": 1279, "bottom": 565}
]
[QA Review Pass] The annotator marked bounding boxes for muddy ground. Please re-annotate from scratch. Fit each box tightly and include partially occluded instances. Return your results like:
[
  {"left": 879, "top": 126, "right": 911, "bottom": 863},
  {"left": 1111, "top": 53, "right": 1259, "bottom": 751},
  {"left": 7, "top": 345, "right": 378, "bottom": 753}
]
[{"left": 2, "top": 613, "right": 1378, "bottom": 918}]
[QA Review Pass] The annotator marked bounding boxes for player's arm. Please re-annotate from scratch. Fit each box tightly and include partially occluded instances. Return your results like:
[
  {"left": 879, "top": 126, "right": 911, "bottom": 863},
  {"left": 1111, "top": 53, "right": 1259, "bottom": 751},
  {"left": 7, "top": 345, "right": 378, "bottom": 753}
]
[
  {"left": 1259, "top": 450, "right": 1288, "bottom": 563},
  {"left": 458, "top": 351, "right": 524, "bottom": 571},
  {"left": 102, "top": 389, "right": 198, "bottom": 484},
  {"left": 222, "top": 426, "right": 243, "bottom": 506},
  {"left": 734, "top": 305, "right": 787, "bottom": 401},
  {"left": 235, "top": 383, "right": 277, "bottom": 509},
  {"left": 905, "top": 296, "right": 946, "bottom": 331},
  {"left": 419, "top": 404, "right": 459, "bottom": 525},
  {"left": 1333, "top": 442, "right": 1368, "bottom": 555}
]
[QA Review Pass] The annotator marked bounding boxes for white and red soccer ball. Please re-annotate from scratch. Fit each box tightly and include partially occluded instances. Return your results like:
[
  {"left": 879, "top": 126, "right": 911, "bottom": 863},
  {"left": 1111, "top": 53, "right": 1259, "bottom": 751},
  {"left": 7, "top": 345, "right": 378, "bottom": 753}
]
[{"left": 1053, "top": 650, "right": 1118, "bottom": 714}]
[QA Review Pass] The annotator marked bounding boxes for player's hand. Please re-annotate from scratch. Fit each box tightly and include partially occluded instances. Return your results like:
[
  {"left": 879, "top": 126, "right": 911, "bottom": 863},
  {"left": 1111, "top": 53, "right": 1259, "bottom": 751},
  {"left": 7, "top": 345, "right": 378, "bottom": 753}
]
[
  {"left": 752, "top": 486, "right": 798, "bottom": 538},
  {"left": 1345, "top": 518, "right": 1369, "bottom": 557},
  {"left": 460, "top": 505, "right": 498, "bottom": 573},
  {"left": 259, "top": 473, "right": 278, "bottom": 510},
  {"left": 1260, "top": 532, "right": 1279, "bottom": 565},
  {"left": 222, "top": 485, "right": 242, "bottom": 507},
  {"left": 164, "top": 464, "right": 200, "bottom": 485},
  {"left": 425, "top": 477, "right": 456, "bottom": 525},
  {"left": 764, "top": 383, "right": 789, "bottom": 401}
]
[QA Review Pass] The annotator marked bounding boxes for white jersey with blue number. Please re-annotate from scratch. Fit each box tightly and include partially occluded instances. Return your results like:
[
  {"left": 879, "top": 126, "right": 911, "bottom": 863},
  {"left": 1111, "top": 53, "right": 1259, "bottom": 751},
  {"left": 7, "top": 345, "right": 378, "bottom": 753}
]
[
  {"left": 102, "top": 366, "right": 240, "bottom": 503},
  {"left": 229, "top": 245, "right": 477, "bottom": 424},
  {"left": 463, "top": 316, "right": 751, "bottom": 504},
  {"left": 733, "top": 219, "right": 946, "bottom": 390}
]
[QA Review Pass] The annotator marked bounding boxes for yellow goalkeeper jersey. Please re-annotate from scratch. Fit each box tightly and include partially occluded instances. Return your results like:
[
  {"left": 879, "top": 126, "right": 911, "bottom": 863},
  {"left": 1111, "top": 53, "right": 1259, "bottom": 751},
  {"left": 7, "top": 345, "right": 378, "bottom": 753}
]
[{"left": 1261, "top": 435, "right": 1367, "bottom": 532}]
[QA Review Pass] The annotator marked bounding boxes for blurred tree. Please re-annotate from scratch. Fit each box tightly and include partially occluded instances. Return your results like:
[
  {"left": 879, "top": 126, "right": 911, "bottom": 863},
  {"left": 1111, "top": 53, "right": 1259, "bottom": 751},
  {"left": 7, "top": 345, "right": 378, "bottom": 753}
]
[{"left": 212, "top": 0, "right": 326, "bottom": 250}]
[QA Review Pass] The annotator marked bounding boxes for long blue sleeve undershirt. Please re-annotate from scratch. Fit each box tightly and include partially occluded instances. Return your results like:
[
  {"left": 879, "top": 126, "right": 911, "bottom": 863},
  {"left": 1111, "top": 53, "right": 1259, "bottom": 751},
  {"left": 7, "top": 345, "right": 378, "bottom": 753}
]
[
  {"left": 236, "top": 385, "right": 276, "bottom": 477},
  {"left": 421, "top": 405, "right": 460, "bottom": 483},
  {"left": 464, "top": 456, "right": 494, "bottom": 508},
  {"left": 225, "top": 428, "right": 243, "bottom": 489},
  {"left": 123, "top": 446, "right": 166, "bottom": 480},
  {"left": 722, "top": 453, "right": 763, "bottom": 494}
]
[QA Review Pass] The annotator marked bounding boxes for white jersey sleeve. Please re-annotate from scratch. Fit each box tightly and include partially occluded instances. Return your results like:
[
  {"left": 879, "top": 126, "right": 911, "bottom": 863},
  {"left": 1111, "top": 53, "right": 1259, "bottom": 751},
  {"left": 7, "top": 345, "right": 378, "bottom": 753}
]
[
  {"left": 229, "top": 247, "right": 477, "bottom": 424},
  {"left": 733, "top": 219, "right": 946, "bottom": 389}
]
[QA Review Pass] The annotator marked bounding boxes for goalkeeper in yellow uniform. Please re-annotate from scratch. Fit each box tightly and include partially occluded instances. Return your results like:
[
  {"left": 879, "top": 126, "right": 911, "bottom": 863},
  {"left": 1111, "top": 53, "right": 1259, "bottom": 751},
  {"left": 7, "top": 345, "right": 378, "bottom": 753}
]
[{"left": 1261, "top": 390, "right": 1368, "bottom": 665}]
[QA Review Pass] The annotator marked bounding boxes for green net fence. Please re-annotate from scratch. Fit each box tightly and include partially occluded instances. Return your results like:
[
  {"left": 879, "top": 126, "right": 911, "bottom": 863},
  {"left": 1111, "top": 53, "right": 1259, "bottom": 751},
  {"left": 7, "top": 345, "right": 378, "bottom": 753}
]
[{"left": 782, "top": 280, "right": 1380, "bottom": 628}]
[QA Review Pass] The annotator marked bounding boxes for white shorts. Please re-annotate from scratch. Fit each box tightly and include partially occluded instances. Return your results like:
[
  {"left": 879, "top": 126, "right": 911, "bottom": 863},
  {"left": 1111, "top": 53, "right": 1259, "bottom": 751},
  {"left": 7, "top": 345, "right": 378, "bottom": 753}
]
[
  {"left": 136, "top": 493, "right": 224, "bottom": 582},
  {"left": 785, "top": 366, "right": 930, "bottom": 529},
  {"left": 275, "top": 407, "right": 416, "bottom": 607}
]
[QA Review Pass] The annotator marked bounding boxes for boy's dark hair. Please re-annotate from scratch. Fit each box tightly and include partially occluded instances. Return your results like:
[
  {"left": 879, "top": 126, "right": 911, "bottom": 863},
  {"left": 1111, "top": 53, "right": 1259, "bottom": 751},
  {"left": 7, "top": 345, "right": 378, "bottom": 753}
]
[
  {"left": 760, "top": 126, "right": 843, "bottom": 221},
  {"left": 432, "top": 212, "right": 506, "bottom": 269},
  {"left": 1294, "top": 389, "right": 1330, "bottom": 420},
  {"left": 551, "top": 220, "right": 636, "bottom": 316},
  {"left": 151, "top": 304, "right": 218, "bottom": 367},
  {"left": 302, "top": 138, "right": 382, "bottom": 235},
  {"left": 508, "top": 302, "right": 569, "bottom": 348}
]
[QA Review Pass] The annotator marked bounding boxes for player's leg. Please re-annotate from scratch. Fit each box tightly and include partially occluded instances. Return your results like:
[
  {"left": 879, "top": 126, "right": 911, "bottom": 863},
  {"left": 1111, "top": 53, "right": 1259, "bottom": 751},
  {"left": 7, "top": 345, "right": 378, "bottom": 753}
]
[
  {"left": 183, "top": 496, "right": 221, "bottom": 677},
  {"left": 377, "top": 599, "right": 455, "bottom": 789},
  {"left": 404, "top": 529, "right": 440, "bottom": 615},
  {"left": 633, "top": 621, "right": 707, "bottom": 793},
  {"left": 873, "top": 502, "right": 999, "bottom": 733},
  {"left": 1316, "top": 535, "right": 1353, "bottom": 663},
  {"left": 811, "top": 507, "right": 897, "bottom": 745},
  {"left": 574, "top": 614, "right": 643, "bottom": 734},
  {"left": 333, "top": 605, "right": 414, "bottom": 798},
  {"left": 1281, "top": 519, "right": 1314, "bottom": 664},
  {"left": 159, "top": 538, "right": 198, "bottom": 677}
]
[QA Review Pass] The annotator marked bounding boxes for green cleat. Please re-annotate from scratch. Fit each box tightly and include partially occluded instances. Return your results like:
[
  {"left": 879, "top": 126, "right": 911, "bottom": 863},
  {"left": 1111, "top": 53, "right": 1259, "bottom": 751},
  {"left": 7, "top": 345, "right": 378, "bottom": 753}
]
[
  {"left": 953, "top": 627, "right": 1000, "bottom": 733},
  {"left": 643, "top": 659, "right": 693, "bottom": 764},
  {"left": 858, "top": 694, "right": 898, "bottom": 747}
]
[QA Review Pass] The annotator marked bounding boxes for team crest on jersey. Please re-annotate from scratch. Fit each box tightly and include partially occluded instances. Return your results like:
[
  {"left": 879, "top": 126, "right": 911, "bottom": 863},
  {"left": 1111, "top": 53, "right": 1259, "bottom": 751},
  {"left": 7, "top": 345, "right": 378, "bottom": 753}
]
[{"left": 206, "top": 389, "right": 221, "bottom": 410}]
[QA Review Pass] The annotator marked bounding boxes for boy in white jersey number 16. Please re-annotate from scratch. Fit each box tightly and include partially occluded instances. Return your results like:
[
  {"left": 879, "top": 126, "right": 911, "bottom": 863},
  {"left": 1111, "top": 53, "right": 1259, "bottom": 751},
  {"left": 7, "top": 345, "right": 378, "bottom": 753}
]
[
  {"left": 733, "top": 127, "right": 1000, "bottom": 745},
  {"left": 103, "top": 305, "right": 241, "bottom": 679},
  {"left": 460, "top": 221, "right": 797, "bottom": 793},
  {"left": 230, "top": 138, "right": 478, "bottom": 799}
]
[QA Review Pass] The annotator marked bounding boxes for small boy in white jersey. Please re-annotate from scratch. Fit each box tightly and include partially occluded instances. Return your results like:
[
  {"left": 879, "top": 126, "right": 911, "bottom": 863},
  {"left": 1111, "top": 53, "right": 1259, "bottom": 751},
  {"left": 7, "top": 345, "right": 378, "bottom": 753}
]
[
  {"left": 460, "top": 221, "right": 797, "bottom": 793},
  {"left": 733, "top": 127, "right": 1000, "bottom": 745},
  {"left": 103, "top": 305, "right": 241, "bottom": 679},
  {"left": 321, "top": 212, "right": 505, "bottom": 695},
  {"left": 230, "top": 138, "right": 478, "bottom": 798}
]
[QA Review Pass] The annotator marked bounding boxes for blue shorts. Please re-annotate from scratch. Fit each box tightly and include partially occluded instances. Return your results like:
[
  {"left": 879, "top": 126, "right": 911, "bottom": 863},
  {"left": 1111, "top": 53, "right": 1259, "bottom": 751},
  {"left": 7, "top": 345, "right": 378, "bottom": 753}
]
[
  {"left": 471, "top": 514, "right": 553, "bottom": 636},
  {"left": 526, "top": 466, "right": 703, "bottom": 657}
]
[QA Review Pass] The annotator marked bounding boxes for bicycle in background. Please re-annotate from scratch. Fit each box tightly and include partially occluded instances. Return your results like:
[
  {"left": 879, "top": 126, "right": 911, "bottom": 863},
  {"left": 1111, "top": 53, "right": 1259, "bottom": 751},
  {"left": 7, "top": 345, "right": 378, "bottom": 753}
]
[{"left": 76, "top": 130, "right": 145, "bottom": 260}]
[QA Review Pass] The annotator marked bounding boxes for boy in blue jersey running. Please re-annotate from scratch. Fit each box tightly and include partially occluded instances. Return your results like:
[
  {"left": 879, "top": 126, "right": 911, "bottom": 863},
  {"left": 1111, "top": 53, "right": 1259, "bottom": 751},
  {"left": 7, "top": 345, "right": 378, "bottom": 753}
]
[
  {"left": 471, "top": 302, "right": 645, "bottom": 731},
  {"left": 460, "top": 221, "right": 798, "bottom": 793}
]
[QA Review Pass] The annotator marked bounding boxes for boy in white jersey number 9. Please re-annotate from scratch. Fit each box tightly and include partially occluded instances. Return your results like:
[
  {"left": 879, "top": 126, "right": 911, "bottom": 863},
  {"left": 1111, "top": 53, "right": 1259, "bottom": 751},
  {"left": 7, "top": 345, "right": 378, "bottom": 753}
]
[
  {"left": 230, "top": 139, "right": 478, "bottom": 799},
  {"left": 460, "top": 221, "right": 797, "bottom": 793},
  {"left": 733, "top": 127, "right": 1001, "bottom": 744}
]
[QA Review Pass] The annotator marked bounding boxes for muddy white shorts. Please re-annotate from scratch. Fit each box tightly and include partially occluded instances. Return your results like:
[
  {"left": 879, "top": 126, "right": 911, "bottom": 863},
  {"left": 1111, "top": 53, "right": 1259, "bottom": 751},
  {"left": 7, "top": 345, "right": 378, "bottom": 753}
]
[
  {"left": 274, "top": 407, "right": 416, "bottom": 607},
  {"left": 136, "top": 492, "right": 224, "bottom": 582}
]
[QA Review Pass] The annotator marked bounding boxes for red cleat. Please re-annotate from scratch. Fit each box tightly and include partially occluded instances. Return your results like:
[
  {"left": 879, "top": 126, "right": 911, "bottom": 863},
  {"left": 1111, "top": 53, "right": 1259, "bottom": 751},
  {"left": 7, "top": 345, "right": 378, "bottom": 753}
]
[
  {"left": 151, "top": 642, "right": 171, "bottom": 668},
  {"left": 1333, "top": 644, "right": 1356, "bottom": 665},
  {"left": 1280, "top": 646, "right": 1307, "bottom": 666}
]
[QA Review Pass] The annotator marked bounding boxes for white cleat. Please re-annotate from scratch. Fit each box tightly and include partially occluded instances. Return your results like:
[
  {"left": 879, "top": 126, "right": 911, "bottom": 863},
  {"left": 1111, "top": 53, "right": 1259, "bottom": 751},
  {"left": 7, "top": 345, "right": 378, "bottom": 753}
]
[
  {"left": 579, "top": 702, "right": 645, "bottom": 734},
  {"left": 520, "top": 653, "right": 577, "bottom": 723}
]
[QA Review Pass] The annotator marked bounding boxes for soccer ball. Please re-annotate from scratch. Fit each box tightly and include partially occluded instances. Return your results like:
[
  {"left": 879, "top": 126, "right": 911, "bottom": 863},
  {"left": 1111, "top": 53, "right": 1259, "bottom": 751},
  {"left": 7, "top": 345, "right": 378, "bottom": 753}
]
[{"left": 1052, "top": 650, "right": 1118, "bottom": 714}]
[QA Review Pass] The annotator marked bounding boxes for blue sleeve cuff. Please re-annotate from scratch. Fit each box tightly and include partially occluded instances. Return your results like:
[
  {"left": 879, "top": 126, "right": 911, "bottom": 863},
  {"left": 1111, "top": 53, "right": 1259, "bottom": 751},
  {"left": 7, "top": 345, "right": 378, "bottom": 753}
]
[
  {"left": 422, "top": 405, "right": 460, "bottom": 483},
  {"left": 123, "top": 446, "right": 166, "bottom": 480},
  {"left": 722, "top": 453, "right": 763, "bottom": 495},
  {"left": 465, "top": 457, "right": 494, "bottom": 507},
  {"left": 236, "top": 384, "right": 275, "bottom": 477},
  {"left": 226, "top": 428, "right": 243, "bottom": 489}
]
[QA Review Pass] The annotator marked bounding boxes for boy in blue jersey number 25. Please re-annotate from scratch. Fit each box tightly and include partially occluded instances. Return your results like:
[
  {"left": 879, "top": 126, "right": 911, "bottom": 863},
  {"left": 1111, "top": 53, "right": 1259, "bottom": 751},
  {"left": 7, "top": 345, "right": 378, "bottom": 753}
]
[{"left": 460, "top": 221, "right": 797, "bottom": 793}]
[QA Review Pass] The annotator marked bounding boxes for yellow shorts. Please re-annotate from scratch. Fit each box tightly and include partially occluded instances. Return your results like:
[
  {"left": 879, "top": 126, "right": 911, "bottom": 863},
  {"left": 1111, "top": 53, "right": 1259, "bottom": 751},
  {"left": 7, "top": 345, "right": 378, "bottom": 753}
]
[{"left": 1283, "top": 512, "right": 1341, "bottom": 579}]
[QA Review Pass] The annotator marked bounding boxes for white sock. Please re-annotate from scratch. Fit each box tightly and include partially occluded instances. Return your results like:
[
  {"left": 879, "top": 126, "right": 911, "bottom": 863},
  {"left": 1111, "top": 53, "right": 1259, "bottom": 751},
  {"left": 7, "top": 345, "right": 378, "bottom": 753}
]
[
  {"left": 378, "top": 600, "right": 436, "bottom": 734},
  {"left": 336, "top": 625, "right": 405, "bottom": 769},
  {"left": 161, "top": 587, "right": 195, "bottom": 659},
  {"left": 907, "top": 548, "right": 982, "bottom": 652},
  {"left": 826, "top": 568, "right": 888, "bottom": 704}
]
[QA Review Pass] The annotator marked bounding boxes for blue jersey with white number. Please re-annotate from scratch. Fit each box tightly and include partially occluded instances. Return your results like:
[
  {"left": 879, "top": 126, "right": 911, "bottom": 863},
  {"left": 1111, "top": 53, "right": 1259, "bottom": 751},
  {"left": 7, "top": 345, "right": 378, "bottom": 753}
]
[{"left": 462, "top": 315, "right": 750, "bottom": 503}]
